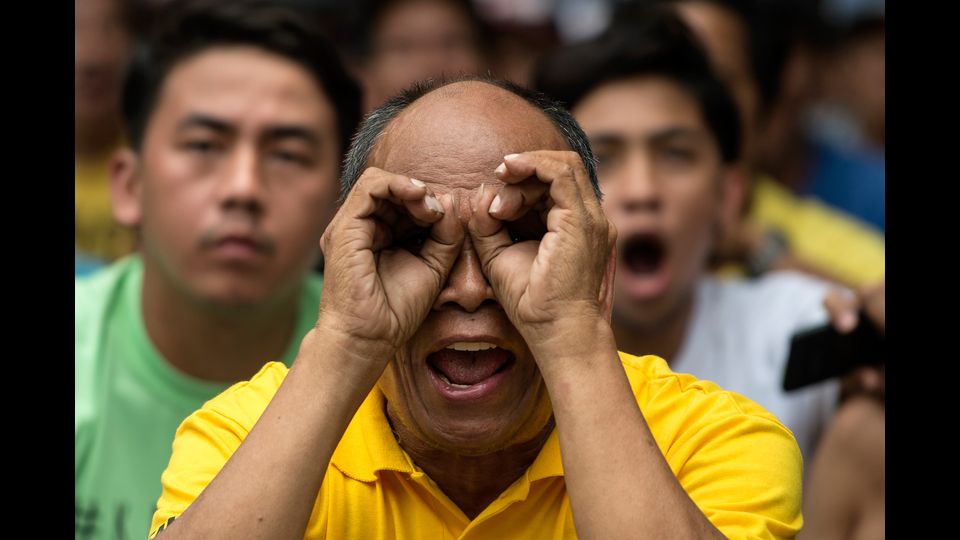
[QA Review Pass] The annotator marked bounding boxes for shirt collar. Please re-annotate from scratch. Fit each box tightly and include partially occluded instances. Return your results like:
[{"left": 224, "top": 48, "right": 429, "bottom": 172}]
[
  {"left": 330, "top": 388, "right": 564, "bottom": 484},
  {"left": 330, "top": 388, "right": 416, "bottom": 482}
]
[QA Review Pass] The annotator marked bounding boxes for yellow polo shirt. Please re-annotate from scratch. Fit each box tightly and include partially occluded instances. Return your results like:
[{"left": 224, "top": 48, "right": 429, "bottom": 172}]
[{"left": 151, "top": 354, "right": 803, "bottom": 539}]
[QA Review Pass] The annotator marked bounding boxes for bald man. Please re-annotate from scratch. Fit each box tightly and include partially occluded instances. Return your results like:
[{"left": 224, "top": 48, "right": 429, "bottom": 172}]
[{"left": 149, "top": 78, "right": 803, "bottom": 540}]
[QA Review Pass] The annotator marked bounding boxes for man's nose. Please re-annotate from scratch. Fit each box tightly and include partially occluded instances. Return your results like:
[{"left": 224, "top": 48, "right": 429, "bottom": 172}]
[
  {"left": 218, "top": 145, "right": 265, "bottom": 216},
  {"left": 613, "top": 150, "right": 661, "bottom": 213},
  {"left": 432, "top": 234, "right": 497, "bottom": 313}
]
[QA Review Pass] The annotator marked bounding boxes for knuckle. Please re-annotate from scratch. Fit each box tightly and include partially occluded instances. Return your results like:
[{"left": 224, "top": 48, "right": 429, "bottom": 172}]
[
  {"left": 360, "top": 166, "right": 382, "bottom": 178},
  {"left": 354, "top": 168, "right": 374, "bottom": 187},
  {"left": 562, "top": 151, "right": 586, "bottom": 174},
  {"left": 356, "top": 167, "right": 385, "bottom": 189}
]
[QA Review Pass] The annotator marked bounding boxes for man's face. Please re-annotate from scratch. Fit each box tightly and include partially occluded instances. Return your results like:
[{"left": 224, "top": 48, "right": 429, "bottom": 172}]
[
  {"left": 75, "top": 0, "right": 133, "bottom": 127},
  {"left": 574, "top": 76, "right": 729, "bottom": 330},
  {"left": 126, "top": 46, "right": 340, "bottom": 307},
  {"left": 675, "top": 1, "right": 759, "bottom": 167},
  {"left": 363, "top": 0, "right": 484, "bottom": 111},
  {"left": 373, "top": 83, "right": 567, "bottom": 455}
]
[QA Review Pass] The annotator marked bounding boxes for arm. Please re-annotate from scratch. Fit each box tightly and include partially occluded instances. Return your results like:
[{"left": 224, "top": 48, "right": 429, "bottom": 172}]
[
  {"left": 469, "top": 151, "right": 724, "bottom": 539},
  {"left": 542, "top": 323, "right": 725, "bottom": 539},
  {"left": 799, "top": 285, "right": 885, "bottom": 540},
  {"left": 156, "top": 169, "right": 464, "bottom": 539},
  {"left": 799, "top": 396, "right": 885, "bottom": 540}
]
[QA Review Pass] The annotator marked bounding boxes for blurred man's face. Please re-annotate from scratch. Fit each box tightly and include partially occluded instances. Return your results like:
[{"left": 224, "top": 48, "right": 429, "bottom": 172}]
[
  {"left": 120, "top": 47, "right": 340, "bottom": 308},
  {"left": 362, "top": 0, "right": 484, "bottom": 111},
  {"left": 75, "top": 0, "right": 133, "bottom": 128},
  {"left": 675, "top": 1, "right": 759, "bottom": 167},
  {"left": 574, "top": 76, "right": 732, "bottom": 330}
]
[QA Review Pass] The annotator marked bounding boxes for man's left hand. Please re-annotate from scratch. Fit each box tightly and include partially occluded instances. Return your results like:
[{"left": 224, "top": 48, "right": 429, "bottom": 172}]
[{"left": 468, "top": 151, "right": 616, "bottom": 363}]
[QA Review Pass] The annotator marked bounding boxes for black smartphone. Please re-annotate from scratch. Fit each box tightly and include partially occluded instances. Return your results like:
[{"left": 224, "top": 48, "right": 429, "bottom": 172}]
[{"left": 782, "top": 311, "right": 885, "bottom": 392}]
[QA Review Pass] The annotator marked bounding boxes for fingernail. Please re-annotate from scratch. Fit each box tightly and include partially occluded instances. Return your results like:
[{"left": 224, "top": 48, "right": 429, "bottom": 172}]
[
  {"left": 473, "top": 183, "right": 484, "bottom": 213},
  {"left": 504, "top": 153, "right": 520, "bottom": 161},
  {"left": 410, "top": 178, "right": 426, "bottom": 188},
  {"left": 489, "top": 194, "right": 502, "bottom": 214},
  {"left": 425, "top": 194, "right": 444, "bottom": 214},
  {"left": 494, "top": 163, "right": 507, "bottom": 176}
]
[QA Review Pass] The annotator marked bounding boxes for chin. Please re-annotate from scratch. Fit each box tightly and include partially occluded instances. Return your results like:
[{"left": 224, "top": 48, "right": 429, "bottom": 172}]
[
  {"left": 195, "top": 280, "right": 277, "bottom": 309},
  {"left": 218, "top": 266, "right": 304, "bottom": 299},
  {"left": 395, "top": 395, "right": 553, "bottom": 458},
  {"left": 613, "top": 292, "right": 680, "bottom": 332},
  {"left": 427, "top": 419, "right": 521, "bottom": 456}
]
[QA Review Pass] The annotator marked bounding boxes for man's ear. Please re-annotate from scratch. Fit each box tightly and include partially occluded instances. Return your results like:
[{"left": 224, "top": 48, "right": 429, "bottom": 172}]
[
  {"left": 718, "top": 162, "right": 748, "bottom": 239},
  {"left": 110, "top": 148, "right": 142, "bottom": 227}
]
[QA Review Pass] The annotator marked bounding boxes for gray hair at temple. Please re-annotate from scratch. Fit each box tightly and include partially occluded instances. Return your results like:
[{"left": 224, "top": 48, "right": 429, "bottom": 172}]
[{"left": 339, "top": 75, "right": 601, "bottom": 202}]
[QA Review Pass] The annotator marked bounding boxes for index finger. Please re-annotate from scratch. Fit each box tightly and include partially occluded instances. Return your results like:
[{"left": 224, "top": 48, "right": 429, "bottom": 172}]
[
  {"left": 345, "top": 167, "right": 445, "bottom": 223},
  {"left": 493, "top": 150, "right": 601, "bottom": 216}
]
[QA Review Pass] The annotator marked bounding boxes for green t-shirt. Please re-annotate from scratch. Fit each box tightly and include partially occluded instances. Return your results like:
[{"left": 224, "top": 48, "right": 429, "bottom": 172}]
[{"left": 75, "top": 256, "right": 321, "bottom": 540}]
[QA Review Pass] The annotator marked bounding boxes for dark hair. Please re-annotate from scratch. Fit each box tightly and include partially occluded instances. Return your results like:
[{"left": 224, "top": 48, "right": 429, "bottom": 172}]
[
  {"left": 532, "top": 5, "right": 741, "bottom": 164},
  {"left": 340, "top": 75, "right": 600, "bottom": 201},
  {"left": 121, "top": 0, "right": 361, "bottom": 162}
]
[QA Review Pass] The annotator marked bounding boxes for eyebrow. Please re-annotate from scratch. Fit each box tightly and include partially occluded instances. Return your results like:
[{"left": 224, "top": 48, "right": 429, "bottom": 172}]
[
  {"left": 648, "top": 127, "right": 706, "bottom": 146},
  {"left": 176, "top": 113, "right": 321, "bottom": 147},
  {"left": 588, "top": 133, "right": 627, "bottom": 147},
  {"left": 589, "top": 126, "right": 707, "bottom": 147},
  {"left": 177, "top": 113, "right": 234, "bottom": 135},
  {"left": 264, "top": 126, "right": 320, "bottom": 147}
]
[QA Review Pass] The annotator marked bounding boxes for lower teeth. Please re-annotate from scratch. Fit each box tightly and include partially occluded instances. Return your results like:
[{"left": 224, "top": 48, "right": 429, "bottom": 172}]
[{"left": 438, "top": 373, "right": 472, "bottom": 388}]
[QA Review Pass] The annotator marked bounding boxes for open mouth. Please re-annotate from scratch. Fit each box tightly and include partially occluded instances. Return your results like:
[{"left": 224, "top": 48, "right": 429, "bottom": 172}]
[
  {"left": 621, "top": 233, "right": 666, "bottom": 276},
  {"left": 426, "top": 342, "right": 516, "bottom": 390}
]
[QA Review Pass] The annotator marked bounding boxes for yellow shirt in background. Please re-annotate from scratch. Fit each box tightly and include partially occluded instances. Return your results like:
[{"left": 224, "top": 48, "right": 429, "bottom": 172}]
[
  {"left": 151, "top": 353, "right": 803, "bottom": 539},
  {"left": 748, "top": 176, "right": 885, "bottom": 288},
  {"left": 75, "top": 148, "right": 136, "bottom": 262}
]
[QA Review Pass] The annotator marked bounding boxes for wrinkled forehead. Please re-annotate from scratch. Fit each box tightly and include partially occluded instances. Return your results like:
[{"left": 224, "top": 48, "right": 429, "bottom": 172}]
[{"left": 370, "top": 81, "right": 569, "bottom": 194}]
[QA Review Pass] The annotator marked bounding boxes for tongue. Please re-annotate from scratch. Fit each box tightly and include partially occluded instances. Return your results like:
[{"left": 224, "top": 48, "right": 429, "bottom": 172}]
[{"left": 430, "top": 348, "right": 510, "bottom": 385}]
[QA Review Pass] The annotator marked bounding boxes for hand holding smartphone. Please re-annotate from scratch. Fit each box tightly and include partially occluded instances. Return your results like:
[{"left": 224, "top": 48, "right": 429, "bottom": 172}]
[{"left": 782, "top": 311, "right": 885, "bottom": 392}]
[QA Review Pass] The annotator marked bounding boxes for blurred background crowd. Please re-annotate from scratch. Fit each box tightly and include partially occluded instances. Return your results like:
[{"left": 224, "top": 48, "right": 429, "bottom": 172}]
[{"left": 77, "top": 0, "right": 884, "bottom": 274}]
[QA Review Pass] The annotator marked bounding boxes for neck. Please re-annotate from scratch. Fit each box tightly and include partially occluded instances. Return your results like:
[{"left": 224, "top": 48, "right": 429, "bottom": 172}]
[
  {"left": 390, "top": 411, "right": 555, "bottom": 519},
  {"left": 75, "top": 118, "right": 123, "bottom": 161},
  {"left": 140, "top": 260, "right": 302, "bottom": 383},
  {"left": 611, "top": 292, "right": 694, "bottom": 365}
]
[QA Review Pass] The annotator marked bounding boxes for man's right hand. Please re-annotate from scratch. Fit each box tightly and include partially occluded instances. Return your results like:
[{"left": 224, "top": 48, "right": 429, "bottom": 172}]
[
  {"left": 315, "top": 167, "right": 464, "bottom": 372},
  {"left": 823, "top": 280, "right": 886, "bottom": 401},
  {"left": 154, "top": 169, "right": 463, "bottom": 540}
]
